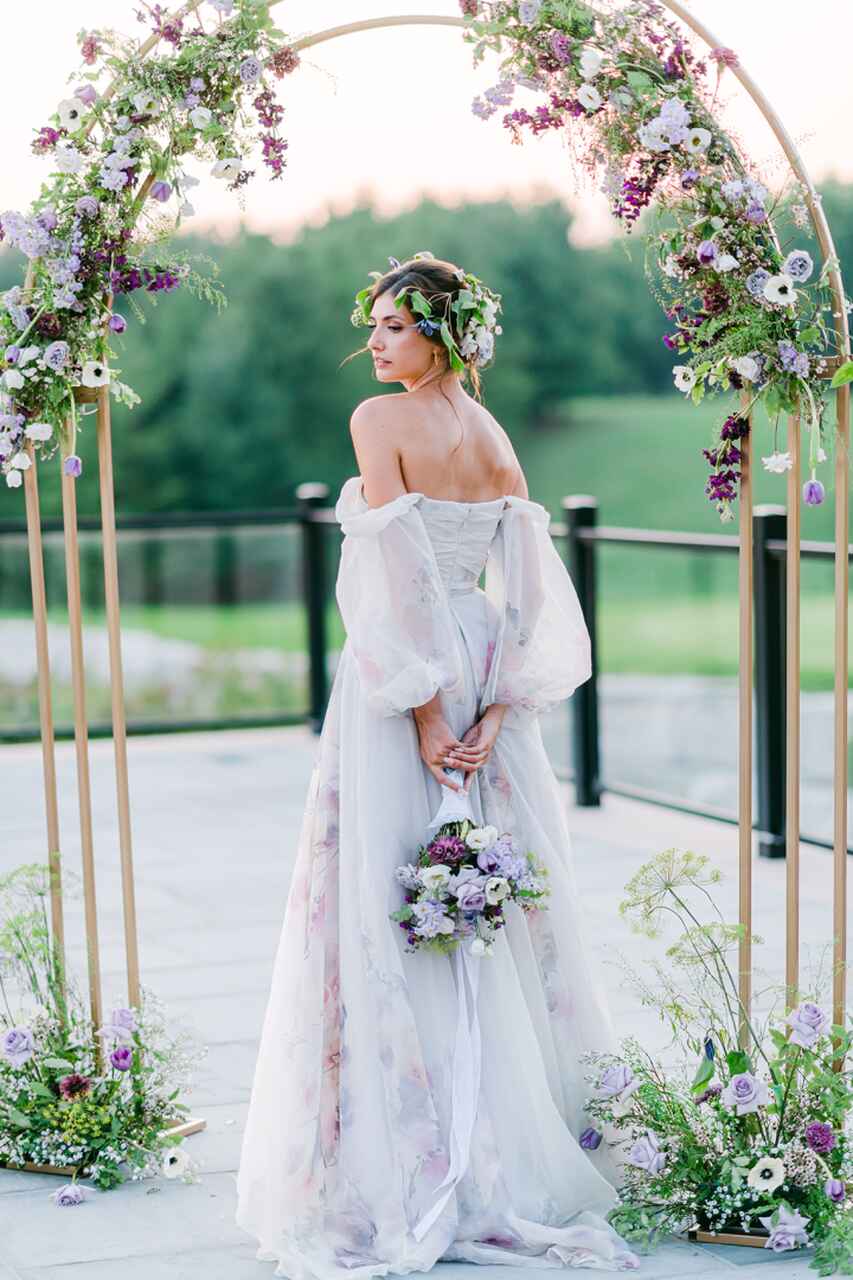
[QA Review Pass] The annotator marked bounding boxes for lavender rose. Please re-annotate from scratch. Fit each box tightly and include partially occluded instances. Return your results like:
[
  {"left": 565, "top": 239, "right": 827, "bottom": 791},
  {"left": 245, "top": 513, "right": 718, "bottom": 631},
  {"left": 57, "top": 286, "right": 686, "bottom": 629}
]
[
  {"left": 720, "top": 1071, "right": 770, "bottom": 1115},
  {"left": 627, "top": 1130, "right": 666, "bottom": 1175},
  {"left": 598, "top": 1063, "right": 640, "bottom": 1102},
  {"left": 51, "top": 1182, "right": 88, "bottom": 1206},
  {"left": 758, "top": 1204, "right": 810, "bottom": 1252},
  {"left": 787, "top": 1001, "right": 829, "bottom": 1049},
  {"left": 456, "top": 880, "right": 487, "bottom": 913},
  {"left": 2, "top": 1026, "right": 35, "bottom": 1068}
]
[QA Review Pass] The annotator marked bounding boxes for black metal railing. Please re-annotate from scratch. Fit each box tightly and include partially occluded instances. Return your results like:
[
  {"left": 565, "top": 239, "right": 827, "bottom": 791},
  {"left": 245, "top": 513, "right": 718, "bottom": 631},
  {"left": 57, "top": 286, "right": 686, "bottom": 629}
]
[{"left": 4, "top": 483, "right": 850, "bottom": 854}]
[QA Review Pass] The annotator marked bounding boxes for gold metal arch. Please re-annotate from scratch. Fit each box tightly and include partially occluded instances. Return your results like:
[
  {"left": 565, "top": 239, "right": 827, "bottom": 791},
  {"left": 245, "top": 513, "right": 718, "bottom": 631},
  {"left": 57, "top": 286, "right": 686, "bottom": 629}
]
[{"left": 19, "top": 3, "right": 850, "bottom": 1076}]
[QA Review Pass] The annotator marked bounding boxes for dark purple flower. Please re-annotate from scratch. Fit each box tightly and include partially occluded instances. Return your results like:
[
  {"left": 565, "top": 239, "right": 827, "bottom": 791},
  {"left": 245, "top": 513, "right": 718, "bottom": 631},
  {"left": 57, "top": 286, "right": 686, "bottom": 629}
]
[
  {"left": 58, "top": 1073, "right": 92, "bottom": 1100},
  {"left": 580, "top": 1126, "right": 603, "bottom": 1149},
  {"left": 110, "top": 1045, "right": 133, "bottom": 1071},
  {"left": 427, "top": 835, "right": 466, "bottom": 864},
  {"left": 825, "top": 1178, "right": 845, "bottom": 1204},
  {"left": 680, "top": 167, "right": 699, "bottom": 189},
  {"left": 694, "top": 1082, "right": 722, "bottom": 1105},
  {"left": 697, "top": 240, "right": 717, "bottom": 266},
  {"left": 32, "top": 126, "right": 61, "bottom": 153},
  {"left": 806, "top": 1121, "right": 836, "bottom": 1153},
  {"left": 803, "top": 479, "right": 825, "bottom": 505},
  {"left": 63, "top": 454, "right": 83, "bottom": 478},
  {"left": 109, "top": 313, "right": 127, "bottom": 333}
]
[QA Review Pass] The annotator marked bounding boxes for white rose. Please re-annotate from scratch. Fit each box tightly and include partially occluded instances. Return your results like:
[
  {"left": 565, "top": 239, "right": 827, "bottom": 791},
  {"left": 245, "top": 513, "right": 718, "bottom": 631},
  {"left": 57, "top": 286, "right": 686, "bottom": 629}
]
[
  {"left": 10, "top": 451, "right": 31, "bottom": 471},
  {"left": 190, "top": 106, "right": 212, "bottom": 130},
  {"left": 419, "top": 864, "right": 453, "bottom": 894},
  {"left": 132, "top": 90, "right": 160, "bottom": 116},
  {"left": 577, "top": 83, "right": 602, "bottom": 112},
  {"left": 579, "top": 47, "right": 603, "bottom": 79},
  {"left": 732, "top": 355, "right": 760, "bottom": 382},
  {"left": 162, "top": 1144, "right": 192, "bottom": 1179},
  {"left": 24, "top": 422, "right": 53, "bottom": 441},
  {"left": 465, "top": 824, "right": 499, "bottom": 851},
  {"left": 5, "top": 469, "right": 22, "bottom": 488},
  {"left": 3, "top": 369, "right": 24, "bottom": 391}
]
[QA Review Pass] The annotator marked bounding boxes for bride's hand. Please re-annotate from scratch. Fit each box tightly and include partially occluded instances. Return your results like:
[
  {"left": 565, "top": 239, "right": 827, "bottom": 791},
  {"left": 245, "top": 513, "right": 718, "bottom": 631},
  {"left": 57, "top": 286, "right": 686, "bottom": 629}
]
[
  {"left": 412, "top": 711, "right": 482, "bottom": 794},
  {"left": 456, "top": 706, "right": 506, "bottom": 794}
]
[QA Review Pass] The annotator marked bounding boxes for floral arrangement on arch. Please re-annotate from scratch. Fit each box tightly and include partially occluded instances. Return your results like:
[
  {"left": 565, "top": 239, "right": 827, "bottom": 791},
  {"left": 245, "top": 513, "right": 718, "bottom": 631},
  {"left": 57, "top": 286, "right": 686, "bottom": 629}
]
[
  {"left": 0, "top": 0, "right": 300, "bottom": 490},
  {"left": 459, "top": 0, "right": 853, "bottom": 522},
  {"left": 0, "top": 864, "right": 205, "bottom": 1202},
  {"left": 577, "top": 849, "right": 853, "bottom": 1275}
]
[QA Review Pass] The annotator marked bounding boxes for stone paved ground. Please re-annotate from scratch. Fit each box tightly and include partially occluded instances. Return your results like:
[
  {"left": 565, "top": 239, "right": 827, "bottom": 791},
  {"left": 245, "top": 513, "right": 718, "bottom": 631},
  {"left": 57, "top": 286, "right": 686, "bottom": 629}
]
[{"left": 1, "top": 725, "right": 843, "bottom": 1280}]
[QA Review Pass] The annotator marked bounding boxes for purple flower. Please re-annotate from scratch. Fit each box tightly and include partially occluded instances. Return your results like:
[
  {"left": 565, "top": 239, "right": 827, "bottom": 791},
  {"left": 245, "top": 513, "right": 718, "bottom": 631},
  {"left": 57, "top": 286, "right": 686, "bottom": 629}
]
[
  {"left": 476, "top": 846, "right": 502, "bottom": 873},
  {"left": 37, "top": 205, "right": 58, "bottom": 232},
  {"left": 240, "top": 56, "right": 263, "bottom": 85},
  {"left": 58, "top": 1073, "right": 92, "bottom": 1100},
  {"left": 63, "top": 454, "right": 82, "bottom": 478},
  {"left": 190, "top": 76, "right": 206, "bottom": 91},
  {"left": 2, "top": 1026, "right": 35, "bottom": 1067},
  {"left": 97, "top": 1006, "right": 138, "bottom": 1044},
  {"left": 598, "top": 1063, "right": 640, "bottom": 1101},
  {"left": 52, "top": 1182, "right": 89, "bottom": 1206},
  {"left": 456, "top": 880, "right": 487, "bottom": 913},
  {"left": 746, "top": 268, "right": 771, "bottom": 299},
  {"left": 110, "top": 1045, "right": 133, "bottom": 1071},
  {"left": 627, "top": 1130, "right": 666, "bottom": 1174},
  {"left": 787, "top": 1000, "right": 829, "bottom": 1049},
  {"left": 803, "top": 479, "right": 825, "bottom": 505},
  {"left": 680, "top": 167, "right": 699, "bottom": 189},
  {"left": 109, "top": 313, "right": 127, "bottom": 333},
  {"left": 825, "top": 1178, "right": 846, "bottom": 1204},
  {"left": 697, "top": 239, "right": 717, "bottom": 265},
  {"left": 758, "top": 1204, "right": 810, "bottom": 1252},
  {"left": 806, "top": 1121, "right": 836, "bottom": 1153},
  {"left": 427, "top": 834, "right": 466, "bottom": 864},
  {"left": 149, "top": 181, "right": 172, "bottom": 203},
  {"left": 43, "top": 340, "right": 69, "bottom": 371},
  {"left": 4, "top": 345, "right": 21, "bottom": 364},
  {"left": 694, "top": 1082, "right": 722, "bottom": 1105},
  {"left": 549, "top": 31, "right": 572, "bottom": 64},
  {"left": 745, "top": 201, "right": 767, "bottom": 224},
  {"left": 75, "top": 195, "right": 99, "bottom": 218},
  {"left": 720, "top": 1071, "right": 769, "bottom": 1115},
  {"left": 580, "top": 1126, "right": 602, "bottom": 1149},
  {"left": 75, "top": 85, "right": 98, "bottom": 106},
  {"left": 784, "top": 250, "right": 814, "bottom": 282}
]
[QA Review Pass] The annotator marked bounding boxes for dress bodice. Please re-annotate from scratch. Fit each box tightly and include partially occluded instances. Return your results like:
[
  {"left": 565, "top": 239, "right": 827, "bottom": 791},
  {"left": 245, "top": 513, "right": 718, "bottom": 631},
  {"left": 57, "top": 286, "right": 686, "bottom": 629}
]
[{"left": 411, "top": 494, "right": 506, "bottom": 596}]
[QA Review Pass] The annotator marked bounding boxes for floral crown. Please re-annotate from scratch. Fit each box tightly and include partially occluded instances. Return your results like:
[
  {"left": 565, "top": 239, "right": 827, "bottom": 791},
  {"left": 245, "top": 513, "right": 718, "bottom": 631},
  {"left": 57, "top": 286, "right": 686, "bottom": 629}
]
[{"left": 350, "top": 250, "right": 503, "bottom": 372}]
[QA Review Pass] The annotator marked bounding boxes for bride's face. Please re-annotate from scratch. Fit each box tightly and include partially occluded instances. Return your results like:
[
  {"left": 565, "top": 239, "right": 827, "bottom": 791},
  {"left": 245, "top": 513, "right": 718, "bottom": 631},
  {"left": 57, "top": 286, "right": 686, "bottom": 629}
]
[{"left": 366, "top": 290, "right": 433, "bottom": 384}]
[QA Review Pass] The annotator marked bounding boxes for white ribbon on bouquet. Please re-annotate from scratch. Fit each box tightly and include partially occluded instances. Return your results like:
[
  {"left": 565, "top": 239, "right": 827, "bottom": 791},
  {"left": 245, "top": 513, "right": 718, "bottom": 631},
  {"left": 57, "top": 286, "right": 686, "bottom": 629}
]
[{"left": 411, "top": 767, "right": 484, "bottom": 1243}]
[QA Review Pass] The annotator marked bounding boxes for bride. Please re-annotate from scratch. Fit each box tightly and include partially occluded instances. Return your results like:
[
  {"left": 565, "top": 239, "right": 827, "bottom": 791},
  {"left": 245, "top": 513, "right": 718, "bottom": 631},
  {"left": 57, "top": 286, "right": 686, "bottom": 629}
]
[{"left": 235, "top": 252, "right": 641, "bottom": 1276}]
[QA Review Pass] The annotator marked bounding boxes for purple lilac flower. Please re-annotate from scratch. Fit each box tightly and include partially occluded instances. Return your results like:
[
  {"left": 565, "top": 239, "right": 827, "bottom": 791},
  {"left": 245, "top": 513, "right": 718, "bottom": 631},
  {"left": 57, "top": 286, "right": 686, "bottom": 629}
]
[
  {"left": 825, "top": 1178, "right": 846, "bottom": 1204},
  {"left": 2, "top": 1026, "right": 35, "bottom": 1067},
  {"left": 44, "top": 341, "right": 69, "bottom": 371},
  {"left": 149, "top": 180, "right": 172, "bottom": 202},
  {"left": 806, "top": 1121, "right": 836, "bottom": 1153},
  {"left": 37, "top": 205, "right": 58, "bottom": 232},
  {"left": 110, "top": 1045, "right": 133, "bottom": 1071},
  {"left": 63, "top": 454, "right": 82, "bottom": 477},
  {"left": 549, "top": 31, "right": 572, "bottom": 64},
  {"left": 100, "top": 166, "right": 130, "bottom": 193},
  {"left": 411, "top": 898, "right": 454, "bottom": 938},
  {"left": 240, "top": 56, "right": 263, "bottom": 85},
  {"left": 777, "top": 340, "right": 800, "bottom": 372},
  {"left": 803, "top": 479, "right": 825, "bottom": 505},
  {"left": 190, "top": 76, "right": 205, "bottom": 91},
  {"left": 75, "top": 195, "right": 99, "bottom": 218},
  {"left": 580, "top": 1126, "right": 602, "bottom": 1149}
]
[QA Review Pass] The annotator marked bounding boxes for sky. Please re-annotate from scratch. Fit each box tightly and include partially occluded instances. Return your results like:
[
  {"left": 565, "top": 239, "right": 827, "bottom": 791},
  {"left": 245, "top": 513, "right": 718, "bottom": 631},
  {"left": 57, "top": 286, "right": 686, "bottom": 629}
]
[{"left": 0, "top": 0, "right": 851, "bottom": 249}]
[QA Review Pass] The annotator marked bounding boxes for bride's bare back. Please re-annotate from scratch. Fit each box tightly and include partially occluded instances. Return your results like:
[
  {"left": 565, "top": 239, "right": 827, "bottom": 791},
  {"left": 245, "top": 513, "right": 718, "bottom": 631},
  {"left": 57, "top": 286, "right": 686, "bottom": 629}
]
[{"left": 350, "top": 384, "right": 528, "bottom": 507}]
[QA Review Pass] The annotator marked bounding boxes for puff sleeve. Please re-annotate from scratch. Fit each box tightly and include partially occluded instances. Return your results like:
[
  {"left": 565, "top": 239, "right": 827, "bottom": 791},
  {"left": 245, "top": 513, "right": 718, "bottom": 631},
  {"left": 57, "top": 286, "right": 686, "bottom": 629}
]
[
  {"left": 478, "top": 496, "right": 591, "bottom": 724},
  {"left": 334, "top": 476, "right": 467, "bottom": 717}
]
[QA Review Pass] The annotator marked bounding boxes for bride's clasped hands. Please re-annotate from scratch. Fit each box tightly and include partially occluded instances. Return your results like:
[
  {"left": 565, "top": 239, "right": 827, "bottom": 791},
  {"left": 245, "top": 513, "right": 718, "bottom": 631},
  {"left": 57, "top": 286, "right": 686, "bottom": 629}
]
[{"left": 413, "top": 695, "right": 507, "bottom": 795}]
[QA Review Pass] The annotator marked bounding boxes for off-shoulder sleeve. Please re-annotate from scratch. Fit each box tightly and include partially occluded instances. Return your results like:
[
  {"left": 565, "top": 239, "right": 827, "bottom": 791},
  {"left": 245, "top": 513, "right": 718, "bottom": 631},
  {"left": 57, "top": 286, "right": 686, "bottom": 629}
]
[
  {"left": 334, "top": 476, "right": 467, "bottom": 718},
  {"left": 478, "top": 496, "right": 591, "bottom": 724}
]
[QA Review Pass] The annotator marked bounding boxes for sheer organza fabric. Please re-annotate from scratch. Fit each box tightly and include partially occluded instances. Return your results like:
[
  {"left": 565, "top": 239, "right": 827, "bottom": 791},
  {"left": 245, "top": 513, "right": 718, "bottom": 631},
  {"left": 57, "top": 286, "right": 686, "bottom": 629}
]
[{"left": 235, "top": 476, "right": 639, "bottom": 1278}]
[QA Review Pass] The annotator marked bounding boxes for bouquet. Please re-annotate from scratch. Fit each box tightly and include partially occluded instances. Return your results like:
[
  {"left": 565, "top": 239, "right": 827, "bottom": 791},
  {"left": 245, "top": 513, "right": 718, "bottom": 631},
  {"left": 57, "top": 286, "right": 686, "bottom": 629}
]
[{"left": 389, "top": 810, "right": 550, "bottom": 957}]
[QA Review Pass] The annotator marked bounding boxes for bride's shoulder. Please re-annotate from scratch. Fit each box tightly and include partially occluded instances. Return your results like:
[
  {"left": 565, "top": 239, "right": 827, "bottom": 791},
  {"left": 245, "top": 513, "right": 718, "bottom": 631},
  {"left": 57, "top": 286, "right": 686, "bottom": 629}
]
[{"left": 349, "top": 393, "right": 412, "bottom": 434}]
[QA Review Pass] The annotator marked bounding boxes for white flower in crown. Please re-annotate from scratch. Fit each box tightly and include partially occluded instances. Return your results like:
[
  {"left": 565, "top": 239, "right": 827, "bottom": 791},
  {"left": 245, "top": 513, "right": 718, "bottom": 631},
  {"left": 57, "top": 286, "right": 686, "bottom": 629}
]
[
  {"left": 763, "top": 273, "right": 798, "bottom": 306},
  {"left": 673, "top": 365, "right": 697, "bottom": 393},
  {"left": 81, "top": 360, "right": 109, "bottom": 388},
  {"left": 57, "top": 98, "right": 87, "bottom": 130},
  {"left": 465, "top": 824, "right": 499, "bottom": 851}
]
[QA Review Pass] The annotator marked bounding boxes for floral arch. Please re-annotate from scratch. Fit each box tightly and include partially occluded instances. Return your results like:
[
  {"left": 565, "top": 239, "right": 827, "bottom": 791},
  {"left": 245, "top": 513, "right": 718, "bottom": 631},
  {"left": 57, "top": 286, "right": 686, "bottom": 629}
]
[{"left": 0, "top": 0, "right": 849, "bottom": 1150}]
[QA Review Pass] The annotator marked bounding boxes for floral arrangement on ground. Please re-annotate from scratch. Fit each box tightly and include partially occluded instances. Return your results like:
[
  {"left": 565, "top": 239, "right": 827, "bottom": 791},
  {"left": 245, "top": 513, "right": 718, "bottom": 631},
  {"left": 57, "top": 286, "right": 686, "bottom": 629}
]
[
  {"left": 575, "top": 849, "right": 853, "bottom": 1275},
  {"left": 0, "top": 863, "right": 205, "bottom": 1202},
  {"left": 459, "top": 0, "right": 853, "bottom": 521}
]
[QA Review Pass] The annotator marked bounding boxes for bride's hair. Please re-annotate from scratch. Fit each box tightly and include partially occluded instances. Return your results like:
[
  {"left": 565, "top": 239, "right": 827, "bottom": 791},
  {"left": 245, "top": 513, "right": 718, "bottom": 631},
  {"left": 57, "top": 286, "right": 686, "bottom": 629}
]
[{"left": 343, "top": 256, "right": 484, "bottom": 402}]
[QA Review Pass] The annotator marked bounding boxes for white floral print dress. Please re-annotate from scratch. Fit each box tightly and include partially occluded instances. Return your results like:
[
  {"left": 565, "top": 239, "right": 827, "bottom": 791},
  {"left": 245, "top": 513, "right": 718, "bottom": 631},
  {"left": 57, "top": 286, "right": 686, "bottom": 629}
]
[{"left": 235, "top": 475, "right": 640, "bottom": 1278}]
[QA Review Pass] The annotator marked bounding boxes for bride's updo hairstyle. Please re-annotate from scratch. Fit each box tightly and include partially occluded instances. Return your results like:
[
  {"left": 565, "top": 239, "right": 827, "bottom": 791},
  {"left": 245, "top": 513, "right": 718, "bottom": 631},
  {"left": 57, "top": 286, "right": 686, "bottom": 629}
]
[{"left": 345, "top": 251, "right": 503, "bottom": 403}]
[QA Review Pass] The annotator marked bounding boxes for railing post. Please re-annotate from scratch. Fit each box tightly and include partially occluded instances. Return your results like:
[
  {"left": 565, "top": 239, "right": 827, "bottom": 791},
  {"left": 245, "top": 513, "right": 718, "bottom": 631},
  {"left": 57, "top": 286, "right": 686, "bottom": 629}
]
[
  {"left": 562, "top": 495, "right": 600, "bottom": 807},
  {"left": 754, "top": 504, "right": 787, "bottom": 858},
  {"left": 297, "top": 482, "right": 330, "bottom": 734}
]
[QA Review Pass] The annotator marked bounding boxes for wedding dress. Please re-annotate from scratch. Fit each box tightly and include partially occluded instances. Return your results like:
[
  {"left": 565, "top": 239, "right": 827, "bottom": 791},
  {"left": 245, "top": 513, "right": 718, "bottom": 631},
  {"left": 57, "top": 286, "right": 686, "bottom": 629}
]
[{"left": 235, "top": 474, "right": 641, "bottom": 1278}]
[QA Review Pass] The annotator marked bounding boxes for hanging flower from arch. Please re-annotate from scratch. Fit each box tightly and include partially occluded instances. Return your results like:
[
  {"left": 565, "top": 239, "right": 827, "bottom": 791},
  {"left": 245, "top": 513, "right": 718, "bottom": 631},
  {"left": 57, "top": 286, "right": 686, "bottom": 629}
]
[{"left": 459, "top": 0, "right": 851, "bottom": 522}]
